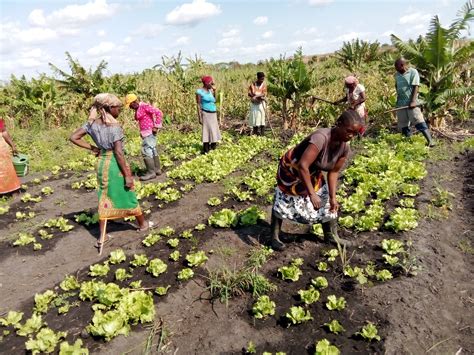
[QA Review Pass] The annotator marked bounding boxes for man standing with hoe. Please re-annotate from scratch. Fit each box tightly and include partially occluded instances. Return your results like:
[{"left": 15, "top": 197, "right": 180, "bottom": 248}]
[
  {"left": 124, "top": 94, "right": 163, "bottom": 181},
  {"left": 394, "top": 58, "right": 435, "bottom": 146}
]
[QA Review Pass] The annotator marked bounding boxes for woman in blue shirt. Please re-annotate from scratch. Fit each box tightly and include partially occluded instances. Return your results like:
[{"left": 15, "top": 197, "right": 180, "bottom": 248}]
[{"left": 196, "top": 76, "right": 221, "bottom": 153}]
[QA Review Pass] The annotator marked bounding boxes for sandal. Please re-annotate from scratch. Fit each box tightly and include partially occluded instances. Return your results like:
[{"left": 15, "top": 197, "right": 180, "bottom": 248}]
[
  {"left": 137, "top": 221, "right": 155, "bottom": 232},
  {"left": 94, "top": 234, "right": 112, "bottom": 249}
]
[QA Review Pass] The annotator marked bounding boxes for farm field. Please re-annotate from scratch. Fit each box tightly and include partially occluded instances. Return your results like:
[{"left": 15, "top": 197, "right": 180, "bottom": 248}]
[{"left": 0, "top": 130, "right": 473, "bottom": 354}]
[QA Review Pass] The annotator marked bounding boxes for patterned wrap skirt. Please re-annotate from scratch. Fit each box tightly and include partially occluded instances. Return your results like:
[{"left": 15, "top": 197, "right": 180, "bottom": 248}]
[
  {"left": 0, "top": 137, "right": 21, "bottom": 194},
  {"left": 272, "top": 185, "right": 337, "bottom": 224},
  {"left": 97, "top": 151, "right": 142, "bottom": 220}
]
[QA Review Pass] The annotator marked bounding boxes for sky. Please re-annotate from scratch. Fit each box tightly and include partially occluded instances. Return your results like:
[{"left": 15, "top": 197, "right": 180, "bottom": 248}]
[{"left": 0, "top": 0, "right": 469, "bottom": 81}]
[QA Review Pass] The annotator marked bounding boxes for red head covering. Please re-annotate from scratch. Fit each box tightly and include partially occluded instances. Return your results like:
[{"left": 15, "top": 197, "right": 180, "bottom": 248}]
[
  {"left": 201, "top": 76, "right": 213, "bottom": 85},
  {"left": 0, "top": 119, "right": 5, "bottom": 131}
]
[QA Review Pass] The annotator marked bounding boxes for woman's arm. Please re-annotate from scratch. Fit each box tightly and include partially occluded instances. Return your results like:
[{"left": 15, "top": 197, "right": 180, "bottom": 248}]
[
  {"left": 297, "top": 144, "right": 322, "bottom": 209},
  {"left": 196, "top": 93, "right": 202, "bottom": 124},
  {"left": 70, "top": 127, "right": 100, "bottom": 155},
  {"left": 350, "top": 90, "right": 366, "bottom": 108},
  {"left": 2, "top": 130, "right": 18, "bottom": 155},
  {"left": 333, "top": 96, "right": 347, "bottom": 105},
  {"left": 113, "top": 140, "right": 133, "bottom": 189},
  {"left": 327, "top": 156, "right": 347, "bottom": 212}
]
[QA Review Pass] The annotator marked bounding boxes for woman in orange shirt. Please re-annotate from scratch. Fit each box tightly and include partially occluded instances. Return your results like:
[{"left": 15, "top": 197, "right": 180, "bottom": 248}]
[{"left": 0, "top": 118, "right": 21, "bottom": 195}]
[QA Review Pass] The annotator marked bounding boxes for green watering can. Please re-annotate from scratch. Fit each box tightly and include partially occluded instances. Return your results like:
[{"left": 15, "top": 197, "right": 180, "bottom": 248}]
[{"left": 12, "top": 153, "right": 29, "bottom": 177}]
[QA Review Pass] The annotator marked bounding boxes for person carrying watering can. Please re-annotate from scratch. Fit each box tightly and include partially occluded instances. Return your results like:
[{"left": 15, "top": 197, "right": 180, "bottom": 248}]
[{"left": 124, "top": 94, "right": 163, "bottom": 180}]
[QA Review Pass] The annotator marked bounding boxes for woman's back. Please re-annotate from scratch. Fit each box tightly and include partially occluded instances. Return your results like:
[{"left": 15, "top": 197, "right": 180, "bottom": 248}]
[{"left": 82, "top": 120, "right": 124, "bottom": 151}]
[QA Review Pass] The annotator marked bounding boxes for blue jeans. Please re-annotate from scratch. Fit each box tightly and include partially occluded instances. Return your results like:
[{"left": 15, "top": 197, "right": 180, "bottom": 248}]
[{"left": 141, "top": 134, "right": 157, "bottom": 158}]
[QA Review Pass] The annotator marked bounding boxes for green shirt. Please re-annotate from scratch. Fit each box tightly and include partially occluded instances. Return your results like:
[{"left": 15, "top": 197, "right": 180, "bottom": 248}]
[{"left": 395, "top": 67, "right": 420, "bottom": 107}]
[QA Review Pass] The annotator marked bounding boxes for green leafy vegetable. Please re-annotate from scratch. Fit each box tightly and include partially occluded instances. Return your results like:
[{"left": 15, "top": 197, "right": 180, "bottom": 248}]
[
  {"left": 167, "top": 238, "right": 180, "bottom": 248},
  {"left": 60, "top": 275, "right": 80, "bottom": 291},
  {"left": 186, "top": 251, "right": 208, "bottom": 267},
  {"left": 278, "top": 259, "right": 303, "bottom": 281},
  {"left": 0, "top": 311, "right": 23, "bottom": 327},
  {"left": 34, "top": 290, "right": 57, "bottom": 313},
  {"left": 324, "top": 319, "right": 345, "bottom": 334},
  {"left": 169, "top": 250, "right": 181, "bottom": 261},
  {"left": 357, "top": 322, "right": 381, "bottom": 341},
  {"left": 315, "top": 339, "right": 340, "bottom": 355},
  {"left": 146, "top": 258, "right": 168, "bottom": 277},
  {"left": 326, "top": 295, "right": 346, "bottom": 311},
  {"left": 177, "top": 268, "right": 194, "bottom": 280},
  {"left": 109, "top": 249, "right": 126, "bottom": 264},
  {"left": 142, "top": 232, "right": 161, "bottom": 247},
  {"left": 252, "top": 295, "right": 276, "bottom": 319},
  {"left": 130, "top": 254, "right": 149, "bottom": 267},
  {"left": 311, "top": 276, "right": 329, "bottom": 289},
  {"left": 298, "top": 286, "right": 320, "bottom": 304},
  {"left": 207, "top": 197, "right": 222, "bottom": 206},
  {"left": 155, "top": 286, "right": 171, "bottom": 296},
  {"left": 375, "top": 269, "right": 393, "bottom": 281},
  {"left": 285, "top": 306, "right": 313, "bottom": 325},
  {"left": 208, "top": 208, "right": 238, "bottom": 228},
  {"left": 238, "top": 206, "right": 266, "bottom": 226},
  {"left": 89, "top": 263, "right": 110, "bottom": 277},
  {"left": 115, "top": 268, "right": 133, "bottom": 282},
  {"left": 58, "top": 339, "right": 89, "bottom": 355},
  {"left": 25, "top": 327, "right": 67, "bottom": 354}
]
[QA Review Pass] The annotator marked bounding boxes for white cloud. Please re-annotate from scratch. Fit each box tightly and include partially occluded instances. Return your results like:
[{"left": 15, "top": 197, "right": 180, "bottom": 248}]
[
  {"left": 123, "top": 36, "right": 132, "bottom": 44},
  {"left": 218, "top": 37, "right": 242, "bottom": 47},
  {"left": 97, "top": 30, "right": 106, "bottom": 37},
  {"left": 165, "top": 0, "right": 221, "bottom": 26},
  {"left": 291, "top": 40, "right": 308, "bottom": 47},
  {"left": 132, "top": 24, "right": 164, "bottom": 38},
  {"left": 308, "top": 0, "right": 333, "bottom": 6},
  {"left": 222, "top": 29, "right": 239, "bottom": 37},
  {"left": 176, "top": 36, "right": 190, "bottom": 45},
  {"left": 28, "top": 0, "right": 120, "bottom": 28},
  {"left": 240, "top": 43, "right": 280, "bottom": 55},
  {"left": 253, "top": 16, "right": 268, "bottom": 26},
  {"left": 333, "top": 31, "right": 371, "bottom": 42},
  {"left": 87, "top": 41, "right": 116, "bottom": 56},
  {"left": 294, "top": 27, "right": 319, "bottom": 36},
  {"left": 28, "top": 9, "right": 46, "bottom": 26},
  {"left": 262, "top": 31, "right": 274, "bottom": 39},
  {"left": 382, "top": 30, "right": 395, "bottom": 37},
  {"left": 399, "top": 12, "right": 431, "bottom": 25}
]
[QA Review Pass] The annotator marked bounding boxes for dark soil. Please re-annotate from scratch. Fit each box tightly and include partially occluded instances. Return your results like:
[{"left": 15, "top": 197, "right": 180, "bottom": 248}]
[{"left": 0, "top": 140, "right": 472, "bottom": 354}]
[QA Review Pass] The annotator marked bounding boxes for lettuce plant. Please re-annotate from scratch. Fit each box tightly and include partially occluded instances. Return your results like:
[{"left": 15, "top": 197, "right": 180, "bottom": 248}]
[
  {"left": 298, "top": 286, "right": 320, "bottom": 304},
  {"left": 86, "top": 309, "right": 130, "bottom": 341},
  {"left": 60, "top": 275, "right": 80, "bottom": 291},
  {"left": 130, "top": 254, "right": 149, "bottom": 267},
  {"left": 338, "top": 216, "right": 354, "bottom": 228},
  {"left": 41, "top": 186, "right": 54, "bottom": 195},
  {"left": 158, "top": 226, "right": 175, "bottom": 237},
  {"left": 13, "top": 233, "right": 36, "bottom": 246},
  {"left": 155, "top": 286, "right": 171, "bottom": 296},
  {"left": 375, "top": 269, "right": 393, "bottom": 281},
  {"left": 315, "top": 339, "right": 340, "bottom": 355},
  {"left": 146, "top": 259, "right": 168, "bottom": 277},
  {"left": 58, "top": 339, "right": 89, "bottom": 355},
  {"left": 117, "top": 291, "right": 155, "bottom": 325},
  {"left": 326, "top": 295, "right": 346, "bottom": 311},
  {"left": 252, "top": 295, "right": 276, "bottom": 319},
  {"left": 169, "top": 250, "right": 181, "bottom": 261},
  {"left": 167, "top": 238, "right": 180, "bottom": 248},
  {"left": 16, "top": 313, "right": 43, "bottom": 336},
  {"left": 324, "top": 319, "right": 345, "bottom": 334},
  {"left": 238, "top": 206, "right": 266, "bottom": 226},
  {"left": 381, "top": 239, "right": 405, "bottom": 255},
  {"left": 208, "top": 208, "right": 238, "bottom": 228},
  {"left": 311, "top": 276, "right": 328, "bottom": 289},
  {"left": 142, "top": 232, "right": 161, "bottom": 247},
  {"left": 34, "top": 290, "right": 57, "bottom": 313},
  {"left": 383, "top": 254, "right": 399, "bottom": 266},
  {"left": 180, "top": 229, "right": 193, "bottom": 239},
  {"left": 357, "top": 322, "right": 381, "bottom": 341},
  {"left": 285, "top": 306, "right": 313, "bottom": 325},
  {"left": 278, "top": 259, "right": 303, "bottom": 282},
  {"left": 324, "top": 249, "right": 339, "bottom": 262},
  {"left": 0, "top": 311, "right": 23, "bottom": 327},
  {"left": 207, "top": 197, "right": 222, "bottom": 206},
  {"left": 25, "top": 327, "right": 67, "bottom": 354},
  {"left": 38, "top": 229, "right": 53, "bottom": 240},
  {"left": 195, "top": 223, "right": 206, "bottom": 231},
  {"left": 177, "top": 268, "right": 194, "bottom": 281},
  {"left": 115, "top": 268, "right": 133, "bottom": 282},
  {"left": 109, "top": 249, "right": 126, "bottom": 264},
  {"left": 89, "top": 263, "right": 110, "bottom": 277},
  {"left": 317, "top": 261, "right": 328, "bottom": 272},
  {"left": 186, "top": 251, "right": 208, "bottom": 267}
]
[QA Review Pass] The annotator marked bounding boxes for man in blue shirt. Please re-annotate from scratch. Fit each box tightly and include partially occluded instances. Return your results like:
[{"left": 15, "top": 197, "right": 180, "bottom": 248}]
[{"left": 395, "top": 58, "right": 434, "bottom": 146}]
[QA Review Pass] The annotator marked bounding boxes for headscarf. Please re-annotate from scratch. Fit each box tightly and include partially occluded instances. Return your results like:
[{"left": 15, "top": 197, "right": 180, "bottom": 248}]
[
  {"left": 344, "top": 76, "right": 358, "bottom": 85},
  {"left": 201, "top": 76, "right": 213, "bottom": 85},
  {"left": 88, "top": 93, "right": 122, "bottom": 125}
]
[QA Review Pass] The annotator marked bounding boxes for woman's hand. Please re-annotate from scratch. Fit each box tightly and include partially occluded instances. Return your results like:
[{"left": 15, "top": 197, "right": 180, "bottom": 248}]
[
  {"left": 125, "top": 176, "right": 134, "bottom": 190},
  {"left": 329, "top": 197, "right": 339, "bottom": 213},
  {"left": 91, "top": 146, "right": 100, "bottom": 157},
  {"left": 310, "top": 193, "right": 322, "bottom": 210}
]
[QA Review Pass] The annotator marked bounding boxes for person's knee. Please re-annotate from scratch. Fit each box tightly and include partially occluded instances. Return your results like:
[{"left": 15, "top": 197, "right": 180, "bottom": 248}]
[
  {"left": 415, "top": 122, "right": 428, "bottom": 131},
  {"left": 401, "top": 126, "right": 411, "bottom": 137}
]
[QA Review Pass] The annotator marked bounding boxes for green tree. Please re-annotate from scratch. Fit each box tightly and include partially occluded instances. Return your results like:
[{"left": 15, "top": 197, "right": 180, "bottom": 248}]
[
  {"left": 391, "top": 1, "right": 473, "bottom": 126},
  {"left": 267, "top": 48, "right": 314, "bottom": 129}
]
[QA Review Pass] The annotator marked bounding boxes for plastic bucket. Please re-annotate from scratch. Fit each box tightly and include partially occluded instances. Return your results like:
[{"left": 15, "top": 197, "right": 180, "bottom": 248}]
[{"left": 12, "top": 153, "right": 29, "bottom": 177}]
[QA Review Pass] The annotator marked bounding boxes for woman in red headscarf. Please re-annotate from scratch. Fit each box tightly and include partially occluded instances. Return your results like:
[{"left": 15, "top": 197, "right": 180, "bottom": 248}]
[
  {"left": 196, "top": 76, "right": 221, "bottom": 153},
  {"left": 0, "top": 118, "right": 21, "bottom": 195}
]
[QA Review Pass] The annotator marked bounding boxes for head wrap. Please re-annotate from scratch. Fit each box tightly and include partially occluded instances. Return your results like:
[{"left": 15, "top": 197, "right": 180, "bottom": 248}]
[
  {"left": 201, "top": 76, "right": 213, "bottom": 85},
  {"left": 0, "top": 119, "right": 5, "bottom": 131},
  {"left": 88, "top": 93, "right": 122, "bottom": 125},
  {"left": 344, "top": 76, "right": 358, "bottom": 85},
  {"left": 124, "top": 93, "right": 138, "bottom": 108}
]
